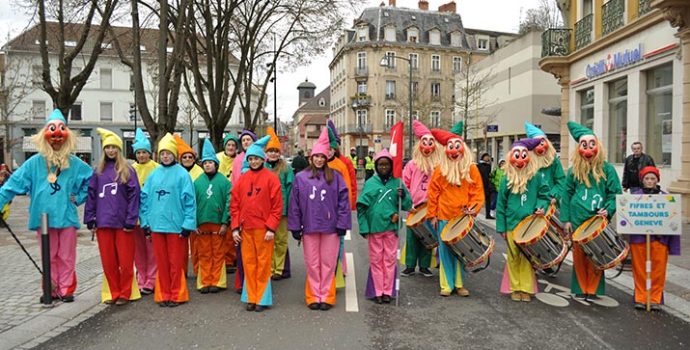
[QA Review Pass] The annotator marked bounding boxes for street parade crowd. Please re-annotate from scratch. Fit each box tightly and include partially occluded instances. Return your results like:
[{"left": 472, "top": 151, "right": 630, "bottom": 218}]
[{"left": 0, "top": 109, "right": 681, "bottom": 312}]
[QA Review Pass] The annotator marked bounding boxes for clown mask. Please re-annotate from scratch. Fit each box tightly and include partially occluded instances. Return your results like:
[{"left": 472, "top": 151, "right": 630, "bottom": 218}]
[
  {"left": 419, "top": 135, "right": 436, "bottom": 156},
  {"left": 509, "top": 146, "right": 530, "bottom": 169},
  {"left": 44, "top": 120, "right": 68, "bottom": 149},
  {"left": 533, "top": 137, "right": 549, "bottom": 156},
  {"left": 445, "top": 138, "right": 464, "bottom": 160},
  {"left": 578, "top": 135, "right": 598, "bottom": 160}
]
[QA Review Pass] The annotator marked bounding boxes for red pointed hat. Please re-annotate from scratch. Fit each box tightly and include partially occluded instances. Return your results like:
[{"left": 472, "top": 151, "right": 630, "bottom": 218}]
[{"left": 431, "top": 128, "right": 461, "bottom": 146}]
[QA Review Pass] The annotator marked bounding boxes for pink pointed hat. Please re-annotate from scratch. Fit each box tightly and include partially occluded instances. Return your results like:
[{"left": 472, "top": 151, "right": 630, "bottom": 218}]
[
  {"left": 374, "top": 148, "right": 393, "bottom": 162},
  {"left": 413, "top": 120, "right": 432, "bottom": 138},
  {"left": 311, "top": 126, "right": 330, "bottom": 157}
]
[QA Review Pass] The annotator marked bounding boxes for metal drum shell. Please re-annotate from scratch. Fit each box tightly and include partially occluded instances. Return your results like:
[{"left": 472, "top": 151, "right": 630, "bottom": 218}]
[
  {"left": 441, "top": 215, "right": 495, "bottom": 268},
  {"left": 572, "top": 215, "right": 630, "bottom": 270},
  {"left": 513, "top": 215, "right": 568, "bottom": 270},
  {"left": 405, "top": 203, "right": 438, "bottom": 249}
]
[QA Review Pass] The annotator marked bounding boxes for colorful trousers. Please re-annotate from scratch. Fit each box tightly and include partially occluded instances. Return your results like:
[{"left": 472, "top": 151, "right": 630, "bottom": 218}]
[
  {"left": 36, "top": 227, "right": 77, "bottom": 298},
  {"left": 631, "top": 241, "right": 669, "bottom": 304},
  {"left": 97, "top": 228, "right": 140, "bottom": 302},
  {"left": 404, "top": 225, "right": 431, "bottom": 269},
  {"left": 499, "top": 230, "right": 536, "bottom": 294},
  {"left": 195, "top": 223, "right": 227, "bottom": 290},
  {"left": 303, "top": 232, "right": 339, "bottom": 305},
  {"left": 133, "top": 225, "right": 157, "bottom": 291},
  {"left": 152, "top": 233, "right": 189, "bottom": 303},
  {"left": 365, "top": 231, "right": 398, "bottom": 298},
  {"left": 571, "top": 244, "right": 605, "bottom": 295},
  {"left": 240, "top": 228, "right": 274, "bottom": 306},
  {"left": 435, "top": 220, "right": 464, "bottom": 293},
  {"left": 271, "top": 217, "right": 291, "bottom": 278}
]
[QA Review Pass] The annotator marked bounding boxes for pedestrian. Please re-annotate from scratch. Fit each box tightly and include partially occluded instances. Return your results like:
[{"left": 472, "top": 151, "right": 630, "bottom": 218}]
[
  {"left": 0, "top": 109, "right": 92, "bottom": 302},
  {"left": 131, "top": 128, "right": 158, "bottom": 296},
  {"left": 292, "top": 149, "right": 309, "bottom": 175},
  {"left": 265, "top": 126, "right": 294, "bottom": 280},
  {"left": 328, "top": 120, "right": 357, "bottom": 210},
  {"left": 230, "top": 135, "right": 282, "bottom": 312},
  {"left": 215, "top": 133, "right": 240, "bottom": 274},
  {"left": 175, "top": 134, "right": 202, "bottom": 277},
  {"left": 477, "top": 153, "right": 494, "bottom": 219},
  {"left": 427, "top": 121, "right": 484, "bottom": 297},
  {"left": 629, "top": 166, "right": 681, "bottom": 310},
  {"left": 348, "top": 147, "right": 358, "bottom": 167},
  {"left": 358, "top": 149, "right": 412, "bottom": 304},
  {"left": 84, "top": 128, "right": 141, "bottom": 305},
  {"left": 193, "top": 139, "right": 231, "bottom": 293},
  {"left": 496, "top": 138, "right": 549, "bottom": 302},
  {"left": 489, "top": 159, "right": 506, "bottom": 217},
  {"left": 231, "top": 129, "right": 256, "bottom": 293},
  {"left": 140, "top": 133, "right": 197, "bottom": 307},
  {"left": 622, "top": 142, "right": 655, "bottom": 193},
  {"left": 401, "top": 120, "right": 441, "bottom": 277},
  {"left": 288, "top": 127, "right": 351, "bottom": 310},
  {"left": 561, "top": 121, "right": 622, "bottom": 300},
  {"left": 365, "top": 151, "right": 375, "bottom": 180}
]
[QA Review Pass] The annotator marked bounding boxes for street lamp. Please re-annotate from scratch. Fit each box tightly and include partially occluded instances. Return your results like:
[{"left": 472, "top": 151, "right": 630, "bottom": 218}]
[
  {"left": 267, "top": 34, "right": 278, "bottom": 132},
  {"left": 379, "top": 54, "right": 413, "bottom": 159},
  {"left": 351, "top": 100, "right": 365, "bottom": 172}
]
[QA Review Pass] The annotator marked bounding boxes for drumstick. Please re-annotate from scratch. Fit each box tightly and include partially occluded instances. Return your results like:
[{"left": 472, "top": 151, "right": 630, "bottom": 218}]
[{"left": 520, "top": 215, "right": 538, "bottom": 239}]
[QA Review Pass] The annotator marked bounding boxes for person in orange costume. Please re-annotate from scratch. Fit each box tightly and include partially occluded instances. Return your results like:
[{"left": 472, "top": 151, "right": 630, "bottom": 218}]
[
  {"left": 426, "top": 122, "right": 484, "bottom": 297},
  {"left": 327, "top": 119, "right": 357, "bottom": 210},
  {"left": 325, "top": 125, "right": 352, "bottom": 283},
  {"left": 230, "top": 135, "right": 283, "bottom": 312}
]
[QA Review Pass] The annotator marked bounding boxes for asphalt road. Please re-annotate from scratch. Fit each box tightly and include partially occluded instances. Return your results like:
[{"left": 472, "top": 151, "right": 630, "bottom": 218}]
[{"left": 38, "top": 216, "right": 690, "bottom": 350}]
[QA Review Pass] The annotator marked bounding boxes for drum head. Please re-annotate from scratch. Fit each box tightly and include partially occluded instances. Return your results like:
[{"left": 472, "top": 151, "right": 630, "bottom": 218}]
[
  {"left": 441, "top": 215, "right": 471, "bottom": 242},
  {"left": 406, "top": 204, "right": 428, "bottom": 226},
  {"left": 573, "top": 216, "right": 605, "bottom": 242},
  {"left": 513, "top": 216, "right": 547, "bottom": 244}
]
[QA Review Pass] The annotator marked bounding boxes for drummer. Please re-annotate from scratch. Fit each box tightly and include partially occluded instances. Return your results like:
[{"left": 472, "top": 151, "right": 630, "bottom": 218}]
[
  {"left": 560, "top": 121, "right": 622, "bottom": 300},
  {"left": 524, "top": 122, "right": 565, "bottom": 206},
  {"left": 401, "top": 120, "right": 442, "bottom": 277},
  {"left": 427, "top": 121, "right": 484, "bottom": 297},
  {"left": 496, "top": 138, "right": 550, "bottom": 302}
]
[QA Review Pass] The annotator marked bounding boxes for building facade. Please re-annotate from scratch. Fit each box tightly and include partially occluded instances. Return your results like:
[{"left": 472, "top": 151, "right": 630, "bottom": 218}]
[{"left": 539, "top": 0, "right": 690, "bottom": 220}]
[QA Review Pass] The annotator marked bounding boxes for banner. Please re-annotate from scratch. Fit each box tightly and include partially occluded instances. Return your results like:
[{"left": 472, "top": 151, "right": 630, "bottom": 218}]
[
  {"left": 616, "top": 194, "right": 682, "bottom": 235},
  {"left": 389, "top": 121, "right": 403, "bottom": 178}
]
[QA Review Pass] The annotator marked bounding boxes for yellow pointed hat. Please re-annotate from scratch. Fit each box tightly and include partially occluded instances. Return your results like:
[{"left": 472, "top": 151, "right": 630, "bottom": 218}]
[
  {"left": 266, "top": 126, "right": 281, "bottom": 151},
  {"left": 96, "top": 127, "right": 123, "bottom": 150},
  {"left": 158, "top": 133, "right": 178, "bottom": 157},
  {"left": 173, "top": 134, "right": 195, "bottom": 159}
]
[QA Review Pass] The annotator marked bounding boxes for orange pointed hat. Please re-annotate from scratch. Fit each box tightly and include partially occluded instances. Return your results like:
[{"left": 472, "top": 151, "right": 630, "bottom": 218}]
[
  {"left": 173, "top": 134, "right": 195, "bottom": 159},
  {"left": 266, "top": 126, "right": 281, "bottom": 152}
]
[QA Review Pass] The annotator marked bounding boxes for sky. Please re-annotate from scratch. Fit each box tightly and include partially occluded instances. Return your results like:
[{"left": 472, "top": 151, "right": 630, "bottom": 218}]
[{"left": 0, "top": 0, "right": 544, "bottom": 122}]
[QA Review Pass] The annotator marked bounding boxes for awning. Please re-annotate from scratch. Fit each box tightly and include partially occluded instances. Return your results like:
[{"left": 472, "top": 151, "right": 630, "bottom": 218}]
[{"left": 23, "top": 136, "right": 93, "bottom": 153}]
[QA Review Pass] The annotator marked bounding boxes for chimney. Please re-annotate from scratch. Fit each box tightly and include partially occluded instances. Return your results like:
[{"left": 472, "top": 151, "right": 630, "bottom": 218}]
[
  {"left": 389, "top": 0, "right": 396, "bottom": 6},
  {"left": 418, "top": 1, "right": 429, "bottom": 10},
  {"left": 438, "top": 1, "right": 457, "bottom": 13}
]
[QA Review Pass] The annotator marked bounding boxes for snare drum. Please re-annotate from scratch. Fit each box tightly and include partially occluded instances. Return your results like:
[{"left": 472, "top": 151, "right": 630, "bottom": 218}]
[
  {"left": 513, "top": 214, "right": 568, "bottom": 270},
  {"left": 441, "top": 215, "right": 494, "bottom": 268},
  {"left": 406, "top": 203, "right": 438, "bottom": 249},
  {"left": 572, "top": 215, "right": 629, "bottom": 270},
  {"left": 544, "top": 203, "right": 566, "bottom": 239}
]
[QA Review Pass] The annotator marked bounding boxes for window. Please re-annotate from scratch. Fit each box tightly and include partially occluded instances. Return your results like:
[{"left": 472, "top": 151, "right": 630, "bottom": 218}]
[
  {"left": 431, "top": 83, "right": 441, "bottom": 99},
  {"left": 450, "top": 32, "right": 462, "bottom": 47},
  {"left": 100, "top": 68, "right": 112, "bottom": 89},
  {"left": 580, "top": 88, "right": 594, "bottom": 130},
  {"left": 357, "top": 81, "right": 367, "bottom": 94},
  {"left": 431, "top": 111, "right": 441, "bottom": 127},
  {"left": 385, "top": 109, "right": 396, "bottom": 129},
  {"left": 100, "top": 102, "right": 113, "bottom": 121},
  {"left": 646, "top": 63, "right": 673, "bottom": 165},
  {"left": 385, "top": 80, "right": 396, "bottom": 99},
  {"left": 65, "top": 41, "right": 77, "bottom": 47},
  {"left": 356, "top": 52, "right": 367, "bottom": 69},
  {"left": 407, "top": 28, "right": 418, "bottom": 43},
  {"left": 32, "top": 65, "right": 42, "bottom": 85},
  {"left": 478, "top": 38, "right": 489, "bottom": 50},
  {"left": 429, "top": 30, "right": 440, "bottom": 45},
  {"left": 356, "top": 109, "right": 368, "bottom": 127},
  {"left": 385, "top": 52, "right": 396, "bottom": 68},
  {"left": 70, "top": 103, "right": 82, "bottom": 121},
  {"left": 385, "top": 26, "right": 396, "bottom": 42},
  {"left": 431, "top": 55, "right": 440, "bottom": 72},
  {"left": 453, "top": 57, "right": 462, "bottom": 72},
  {"left": 357, "top": 27, "right": 368, "bottom": 41},
  {"left": 32, "top": 100, "right": 45, "bottom": 120},
  {"left": 318, "top": 98, "right": 326, "bottom": 107},
  {"left": 411, "top": 81, "right": 419, "bottom": 97},
  {"left": 607, "top": 78, "right": 627, "bottom": 163},
  {"left": 412, "top": 110, "right": 419, "bottom": 120},
  {"left": 409, "top": 53, "right": 418, "bottom": 70}
]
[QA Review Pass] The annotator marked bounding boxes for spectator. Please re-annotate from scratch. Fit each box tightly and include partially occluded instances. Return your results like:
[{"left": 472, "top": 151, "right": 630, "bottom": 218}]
[
  {"left": 477, "top": 153, "right": 495, "bottom": 219},
  {"left": 622, "top": 142, "right": 655, "bottom": 193},
  {"left": 489, "top": 159, "right": 506, "bottom": 217},
  {"left": 348, "top": 147, "right": 358, "bottom": 168},
  {"left": 292, "top": 149, "right": 309, "bottom": 175},
  {"left": 364, "top": 151, "right": 375, "bottom": 180}
]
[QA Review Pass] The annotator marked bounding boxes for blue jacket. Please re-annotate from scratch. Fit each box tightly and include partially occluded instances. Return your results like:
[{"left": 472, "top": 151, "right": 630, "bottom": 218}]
[{"left": 140, "top": 163, "right": 197, "bottom": 233}]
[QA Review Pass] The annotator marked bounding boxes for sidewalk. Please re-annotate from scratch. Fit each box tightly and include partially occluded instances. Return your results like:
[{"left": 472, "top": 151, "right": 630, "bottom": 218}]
[{"left": 0, "top": 196, "right": 106, "bottom": 350}]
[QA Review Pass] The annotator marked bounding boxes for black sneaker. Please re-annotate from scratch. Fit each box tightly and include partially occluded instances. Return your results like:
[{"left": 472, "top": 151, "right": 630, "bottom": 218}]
[
  {"left": 209, "top": 286, "right": 220, "bottom": 293},
  {"left": 401, "top": 267, "right": 415, "bottom": 277},
  {"left": 255, "top": 305, "right": 265, "bottom": 312},
  {"left": 61, "top": 295, "right": 75, "bottom": 303},
  {"left": 308, "top": 303, "right": 321, "bottom": 310},
  {"left": 140, "top": 288, "right": 153, "bottom": 295},
  {"left": 419, "top": 268, "right": 433, "bottom": 277},
  {"left": 634, "top": 303, "right": 645, "bottom": 310},
  {"left": 167, "top": 301, "right": 180, "bottom": 307},
  {"left": 200, "top": 287, "right": 210, "bottom": 294},
  {"left": 382, "top": 295, "right": 391, "bottom": 304},
  {"left": 574, "top": 294, "right": 586, "bottom": 300},
  {"left": 320, "top": 303, "right": 332, "bottom": 311},
  {"left": 246, "top": 303, "right": 256, "bottom": 311}
]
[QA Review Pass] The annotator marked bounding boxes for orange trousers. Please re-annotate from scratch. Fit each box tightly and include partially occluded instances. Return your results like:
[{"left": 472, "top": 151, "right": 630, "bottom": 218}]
[
  {"left": 571, "top": 244, "right": 604, "bottom": 295},
  {"left": 224, "top": 234, "right": 237, "bottom": 268},
  {"left": 240, "top": 228, "right": 274, "bottom": 305},
  {"left": 631, "top": 241, "right": 669, "bottom": 304},
  {"left": 195, "top": 223, "right": 227, "bottom": 289}
]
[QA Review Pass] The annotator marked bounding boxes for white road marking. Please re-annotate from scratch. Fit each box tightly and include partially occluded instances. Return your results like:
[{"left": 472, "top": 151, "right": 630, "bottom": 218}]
[
  {"left": 345, "top": 252, "right": 358, "bottom": 312},
  {"left": 345, "top": 229, "right": 351, "bottom": 241}
]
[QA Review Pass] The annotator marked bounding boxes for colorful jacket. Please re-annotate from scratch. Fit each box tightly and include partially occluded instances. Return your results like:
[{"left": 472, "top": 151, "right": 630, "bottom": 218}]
[
  {"left": 288, "top": 169, "right": 351, "bottom": 235},
  {"left": 186, "top": 164, "right": 204, "bottom": 181},
  {"left": 328, "top": 157, "right": 355, "bottom": 209},
  {"left": 495, "top": 175, "right": 550, "bottom": 233},
  {"left": 629, "top": 187, "right": 681, "bottom": 255},
  {"left": 402, "top": 160, "right": 432, "bottom": 207},
  {"left": 426, "top": 164, "right": 485, "bottom": 221},
  {"left": 339, "top": 155, "right": 358, "bottom": 209},
  {"left": 266, "top": 161, "right": 294, "bottom": 216},
  {"left": 537, "top": 160, "right": 566, "bottom": 201},
  {"left": 84, "top": 161, "right": 140, "bottom": 229},
  {"left": 132, "top": 160, "right": 159, "bottom": 188},
  {"left": 230, "top": 167, "right": 282, "bottom": 232},
  {"left": 216, "top": 151, "right": 235, "bottom": 180},
  {"left": 559, "top": 162, "right": 622, "bottom": 228},
  {"left": 490, "top": 167, "right": 505, "bottom": 190},
  {"left": 194, "top": 172, "right": 231, "bottom": 225},
  {"left": 140, "top": 163, "right": 197, "bottom": 233},
  {"left": 231, "top": 151, "right": 246, "bottom": 185},
  {"left": 357, "top": 175, "right": 411, "bottom": 236},
  {"left": 0, "top": 154, "right": 92, "bottom": 230}
]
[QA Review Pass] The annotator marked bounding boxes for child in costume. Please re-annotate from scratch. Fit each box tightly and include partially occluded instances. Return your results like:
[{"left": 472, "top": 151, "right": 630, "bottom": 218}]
[
  {"left": 140, "top": 133, "right": 197, "bottom": 307},
  {"left": 85, "top": 128, "right": 141, "bottom": 305},
  {"left": 0, "top": 109, "right": 92, "bottom": 302},
  {"left": 231, "top": 129, "right": 257, "bottom": 293},
  {"left": 288, "top": 127, "right": 351, "bottom": 310},
  {"left": 358, "top": 149, "right": 411, "bottom": 304},
  {"left": 496, "top": 138, "right": 550, "bottom": 302}
]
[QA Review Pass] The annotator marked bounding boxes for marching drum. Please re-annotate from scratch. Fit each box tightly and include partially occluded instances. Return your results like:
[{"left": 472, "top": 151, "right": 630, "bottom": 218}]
[
  {"left": 544, "top": 204, "right": 567, "bottom": 240},
  {"left": 441, "top": 214, "right": 495, "bottom": 268},
  {"left": 513, "top": 214, "right": 568, "bottom": 270},
  {"left": 572, "top": 215, "right": 629, "bottom": 270},
  {"left": 406, "top": 203, "right": 438, "bottom": 249}
]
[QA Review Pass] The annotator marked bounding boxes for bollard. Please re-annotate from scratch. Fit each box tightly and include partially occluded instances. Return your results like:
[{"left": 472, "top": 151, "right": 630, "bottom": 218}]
[{"left": 41, "top": 213, "right": 53, "bottom": 306}]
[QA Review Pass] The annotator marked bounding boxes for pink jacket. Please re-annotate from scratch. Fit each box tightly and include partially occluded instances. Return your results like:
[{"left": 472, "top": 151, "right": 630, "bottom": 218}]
[{"left": 402, "top": 160, "right": 432, "bottom": 207}]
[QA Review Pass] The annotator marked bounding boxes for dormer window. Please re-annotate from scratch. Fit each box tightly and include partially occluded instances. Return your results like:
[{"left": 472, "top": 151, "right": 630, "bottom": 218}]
[
  {"left": 477, "top": 38, "right": 489, "bottom": 50},
  {"left": 384, "top": 26, "right": 396, "bottom": 42},
  {"left": 450, "top": 32, "right": 462, "bottom": 47},
  {"left": 407, "top": 27, "right": 419, "bottom": 43},
  {"left": 357, "top": 26, "right": 368, "bottom": 42},
  {"left": 429, "top": 29, "right": 441, "bottom": 45},
  {"left": 318, "top": 98, "right": 326, "bottom": 107}
]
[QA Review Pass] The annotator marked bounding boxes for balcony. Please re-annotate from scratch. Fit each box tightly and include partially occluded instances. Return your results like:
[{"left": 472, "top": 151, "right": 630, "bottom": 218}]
[
  {"left": 350, "top": 94, "right": 371, "bottom": 108},
  {"left": 343, "top": 123, "right": 373, "bottom": 134},
  {"left": 639, "top": 0, "right": 652, "bottom": 16},
  {"left": 602, "top": 0, "right": 625, "bottom": 36},
  {"left": 574, "top": 14, "right": 593, "bottom": 50},
  {"left": 541, "top": 28, "right": 571, "bottom": 57},
  {"left": 354, "top": 66, "right": 368, "bottom": 78}
]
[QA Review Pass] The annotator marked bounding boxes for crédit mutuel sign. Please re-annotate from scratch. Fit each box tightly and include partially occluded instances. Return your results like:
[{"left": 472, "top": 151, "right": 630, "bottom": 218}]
[{"left": 585, "top": 44, "right": 644, "bottom": 80}]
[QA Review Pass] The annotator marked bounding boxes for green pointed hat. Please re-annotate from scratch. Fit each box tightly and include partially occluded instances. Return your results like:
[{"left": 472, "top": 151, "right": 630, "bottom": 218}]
[
  {"left": 327, "top": 126, "right": 338, "bottom": 149},
  {"left": 450, "top": 121, "right": 464, "bottom": 137},
  {"left": 567, "top": 121, "right": 595, "bottom": 141}
]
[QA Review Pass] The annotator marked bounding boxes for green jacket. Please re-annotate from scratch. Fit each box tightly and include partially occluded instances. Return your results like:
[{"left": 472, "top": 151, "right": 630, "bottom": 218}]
[
  {"left": 490, "top": 167, "right": 505, "bottom": 190},
  {"left": 496, "top": 175, "right": 550, "bottom": 233},
  {"left": 357, "top": 175, "right": 412, "bottom": 237},
  {"left": 193, "top": 172, "right": 231, "bottom": 225},
  {"left": 266, "top": 161, "right": 294, "bottom": 216},
  {"left": 537, "top": 160, "right": 566, "bottom": 201},
  {"left": 560, "top": 162, "right": 622, "bottom": 228}
]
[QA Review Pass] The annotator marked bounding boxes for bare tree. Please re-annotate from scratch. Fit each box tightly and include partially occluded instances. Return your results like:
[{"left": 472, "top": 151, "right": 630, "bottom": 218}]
[
  {"left": 0, "top": 52, "right": 37, "bottom": 164},
  {"left": 519, "top": 0, "right": 564, "bottom": 34}
]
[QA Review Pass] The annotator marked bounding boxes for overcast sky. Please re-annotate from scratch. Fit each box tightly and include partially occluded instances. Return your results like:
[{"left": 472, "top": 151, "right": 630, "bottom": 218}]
[{"left": 0, "top": 0, "right": 543, "bottom": 122}]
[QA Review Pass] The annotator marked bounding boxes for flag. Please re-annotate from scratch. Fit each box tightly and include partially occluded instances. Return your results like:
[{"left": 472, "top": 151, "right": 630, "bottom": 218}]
[{"left": 389, "top": 121, "right": 403, "bottom": 178}]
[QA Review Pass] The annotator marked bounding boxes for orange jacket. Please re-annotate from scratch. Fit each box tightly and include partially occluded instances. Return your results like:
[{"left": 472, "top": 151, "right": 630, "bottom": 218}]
[
  {"left": 230, "top": 167, "right": 283, "bottom": 232},
  {"left": 339, "top": 155, "right": 358, "bottom": 210},
  {"left": 329, "top": 157, "right": 355, "bottom": 210},
  {"left": 426, "top": 164, "right": 485, "bottom": 221}
]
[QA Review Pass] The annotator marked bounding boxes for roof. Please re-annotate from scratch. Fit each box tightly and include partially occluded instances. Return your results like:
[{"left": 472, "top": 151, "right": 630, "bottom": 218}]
[
  {"left": 297, "top": 79, "right": 316, "bottom": 89},
  {"left": 292, "top": 87, "right": 330, "bottom": 121}
]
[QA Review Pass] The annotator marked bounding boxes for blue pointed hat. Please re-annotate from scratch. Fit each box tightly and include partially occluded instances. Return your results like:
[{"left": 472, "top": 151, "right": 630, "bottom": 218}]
[
  {"left": 245, "top": 135, "right": 270, "bottom": 160},
  {"left": 131, "top": 128, "right": 152, "bottom": 153},
  {"left": 201, "top": 138, "right": 219, "bottom": 164},
  {"left": 524, "top": 122, "right": 546, "bottom": 138},
  {"left": 46, "top": 109, "right": 67, "bottom": 124}
]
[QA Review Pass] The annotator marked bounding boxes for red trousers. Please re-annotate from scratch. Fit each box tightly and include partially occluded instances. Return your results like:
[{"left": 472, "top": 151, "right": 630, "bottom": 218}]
[
  {"left": 97, "top": 228, "right": 138, "bottom": 302},
  {"left": 631, "top": 241, "right": 669, "bottom": 304},
  {"left": 152, "top": 233, "right": 189, "bottom": 303}
]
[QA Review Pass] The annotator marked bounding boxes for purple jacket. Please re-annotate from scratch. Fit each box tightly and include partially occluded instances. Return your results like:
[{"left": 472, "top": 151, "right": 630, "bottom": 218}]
[
  {"left": 288, "top": 169, "right": 351, "bottom": 234},
  {"left": 628, "top": 187, "right": 681, "bottom": 255},
  {"left": 84, "top": 161, "right": 140, "bottom": 229}
]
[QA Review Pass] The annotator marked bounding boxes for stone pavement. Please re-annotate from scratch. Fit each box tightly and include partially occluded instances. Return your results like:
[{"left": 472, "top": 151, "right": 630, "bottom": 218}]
[{"left": 0, "top": 195, "right": 106, "bottom": 350}]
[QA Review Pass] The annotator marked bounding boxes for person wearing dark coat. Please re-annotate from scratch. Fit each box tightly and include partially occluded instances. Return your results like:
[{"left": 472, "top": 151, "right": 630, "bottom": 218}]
[
  {"left": 292, "top": 149, "right": 309, "bottom": 175},
  {"left": 477, "top": 153, "right": 494, "bottom": 219},
  {"left": 621, "top": 142, "right": 655, "bottom": 193}
]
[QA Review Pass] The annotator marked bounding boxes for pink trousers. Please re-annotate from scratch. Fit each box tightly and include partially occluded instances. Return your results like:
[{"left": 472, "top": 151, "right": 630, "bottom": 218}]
[
  {"left": 303, "top": 233, "right": 340, "bottom": 305},
  {"left": 133, "top": 225, "right": 157, "bottom": 290},
  {"left": 367, "top": 231, "right": 398, "bottom": 297},
  {"left": 36, "top": 227, "right": 77, "bottom": 297}
]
